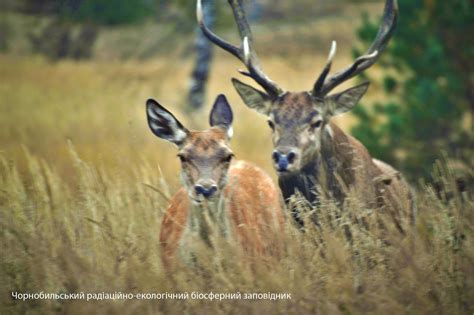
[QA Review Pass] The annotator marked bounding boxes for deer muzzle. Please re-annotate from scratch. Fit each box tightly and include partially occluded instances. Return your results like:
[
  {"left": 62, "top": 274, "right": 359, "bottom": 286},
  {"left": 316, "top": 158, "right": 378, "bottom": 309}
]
[
  {"left": 272, "top": 147, "right": 299, "bottom": 172},
  {"left": 194, "top": 180, "right": 218, "bottom": 199}
]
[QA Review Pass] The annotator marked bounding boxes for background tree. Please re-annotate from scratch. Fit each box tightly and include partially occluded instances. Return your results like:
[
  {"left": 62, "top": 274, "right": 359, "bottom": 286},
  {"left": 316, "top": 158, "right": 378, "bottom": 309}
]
[
  {"left": 186, "top": 0, "right": 261, "bottom": 110},
  {"left": 25, "top": 0, "right": 156, "bottom": 60},
  {"left": 187, "top": 0, "right": 215, "bottom": 110},
  {"left": 351, "top": 0, "right": 473, "bottom": 181}
]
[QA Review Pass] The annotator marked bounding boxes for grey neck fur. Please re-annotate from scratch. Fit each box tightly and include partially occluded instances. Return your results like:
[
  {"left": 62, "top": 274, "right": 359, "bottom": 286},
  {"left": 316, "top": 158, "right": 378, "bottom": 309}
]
[
  {"left": 179, "top": 195, "right": 231, "bottom": 262},
  {"left": 279, "top": 125, "right": 345, "bottom": 205}
]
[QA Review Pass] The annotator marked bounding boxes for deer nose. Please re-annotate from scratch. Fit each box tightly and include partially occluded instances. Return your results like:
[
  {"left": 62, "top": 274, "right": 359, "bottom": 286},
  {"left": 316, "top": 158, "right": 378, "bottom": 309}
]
[
  {"left": 194, "top": 183, "right": 218, "bottom": 198},
  {"left": 272, "top": 149, "right": 298, "bottom": 172}
]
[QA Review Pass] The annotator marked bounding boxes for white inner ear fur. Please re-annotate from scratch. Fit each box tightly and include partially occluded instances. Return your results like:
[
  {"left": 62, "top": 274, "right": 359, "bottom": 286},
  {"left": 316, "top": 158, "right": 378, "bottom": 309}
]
[
  {"left": 147, "top": 106, "right": 160, "bottom": 120},
  {"left": 148, "top": 106, "right": 187, "bottom": 143},
  {"left": 226, "top": 126, "right": 234, "bottom": 139},
  {"left": 149, "top": 121, "right": 162, "bottom": 132},
  {"left": 174, "top": 129, "right": 188, "bottom": 143}
]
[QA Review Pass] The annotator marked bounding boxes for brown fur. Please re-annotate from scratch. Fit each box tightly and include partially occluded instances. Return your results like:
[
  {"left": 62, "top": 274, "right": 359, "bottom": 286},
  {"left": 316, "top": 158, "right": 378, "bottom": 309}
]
[
  {"left": 268, "top": 92, "right": 415, "bottom": 228},
  {"left": 201, "top": 0, "right": 410, "bottom": 227},
  {"left": 319, "top": 122, "right": 415, "bottom": 229},
  {"left": 160, "top": 160, "right": 284, "bottom": 267},
  {"left": 147, "top": 97, "right": 284, "bottom": 267}
]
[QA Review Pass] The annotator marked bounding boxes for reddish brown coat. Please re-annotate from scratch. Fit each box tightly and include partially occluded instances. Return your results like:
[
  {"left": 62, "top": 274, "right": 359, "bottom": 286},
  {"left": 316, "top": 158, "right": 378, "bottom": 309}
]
[{"left": 159, "top": 160, "right": 284, "bottom": 265}]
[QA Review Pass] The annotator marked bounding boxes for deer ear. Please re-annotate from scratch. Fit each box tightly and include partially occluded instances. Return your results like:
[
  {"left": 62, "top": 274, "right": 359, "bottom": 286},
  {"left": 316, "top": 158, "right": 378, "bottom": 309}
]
[
  {"left": 210, "top": 94, "right": 234, "bottom": 139},
  {"left": 146, "top": 99, "right": 189, "bottom": 145},
  {"left": 326, "top": 82, "right": 370, "bottom": 116},
  {"left": 232, "top": 78, "right": 272, "bottom": 116}
]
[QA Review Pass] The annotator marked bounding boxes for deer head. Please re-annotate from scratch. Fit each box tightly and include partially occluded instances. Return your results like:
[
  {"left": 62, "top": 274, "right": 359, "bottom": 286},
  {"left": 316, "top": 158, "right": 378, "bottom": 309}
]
[
  {"left": 197, "top": 0, "right": 398, "bottom": 173},
  {"left": 147, "top": 95, "right": 234, "bottom": 203}
]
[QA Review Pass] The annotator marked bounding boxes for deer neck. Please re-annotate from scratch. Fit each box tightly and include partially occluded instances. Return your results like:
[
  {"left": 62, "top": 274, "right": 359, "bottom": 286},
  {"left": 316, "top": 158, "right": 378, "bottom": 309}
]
[
  {"left": 182, "top": 196, "right": 231, "bottom": 249},
  {"left": 279, "top": 123, "right": 353, "bottom": 205},
  {"left": 319, "top": 123, "right": 354, "bottom": 200},
  {"left": 278, "top": 158, "right": 319, "bottom": 204}
]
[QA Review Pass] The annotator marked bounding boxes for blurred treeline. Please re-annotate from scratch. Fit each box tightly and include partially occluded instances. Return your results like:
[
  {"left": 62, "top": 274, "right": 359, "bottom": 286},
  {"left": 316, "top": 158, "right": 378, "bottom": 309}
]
[
  {"left": 1, "top": 0, "right": 191, "bottom": 59},
  {"left": 0, "top": 0, "right": 359, "bottom": 59},
  {"left": 351, "top": 0, "right": 473, "bottom": 182},
  {"left": 1, "top": 0, "right": 472, "bottom": 184}
]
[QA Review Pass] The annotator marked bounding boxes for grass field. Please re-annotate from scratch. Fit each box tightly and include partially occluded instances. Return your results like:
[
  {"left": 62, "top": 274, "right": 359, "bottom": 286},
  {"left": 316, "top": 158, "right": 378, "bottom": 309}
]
[
  {"left": 1, "top": 53, "right": 473, "bottom": 314},
  {"left": 1, "top": 137, "right": 473, "bottom": 314},
  {"left": 0, "top": 48, "right": 382, "bottom": 187},
  {"left": 1, "top": 3, "right": 473, "bottom": 312}
]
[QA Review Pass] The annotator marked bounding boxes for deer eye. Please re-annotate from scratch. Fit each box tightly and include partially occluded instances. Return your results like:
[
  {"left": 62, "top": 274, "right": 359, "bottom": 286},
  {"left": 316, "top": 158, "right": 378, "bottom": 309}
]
[
  {"left": 177, "top": 154, "right": 188, "bottom": 163},
  {"left": 268, "top": 120, "right": 275, "bottom": 131},
  {"left": 223, "top": 154, "right": 234, "bottom": 163},
  {"left": 310, "top": 120, "right": 323, "bottom": 130}
]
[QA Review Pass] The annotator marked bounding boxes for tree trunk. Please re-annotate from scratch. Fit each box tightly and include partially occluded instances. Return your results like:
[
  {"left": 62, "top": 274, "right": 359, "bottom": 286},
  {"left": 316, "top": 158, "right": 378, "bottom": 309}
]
[{"left": 187, "top": 0, "right": 215, "bottom": 111}]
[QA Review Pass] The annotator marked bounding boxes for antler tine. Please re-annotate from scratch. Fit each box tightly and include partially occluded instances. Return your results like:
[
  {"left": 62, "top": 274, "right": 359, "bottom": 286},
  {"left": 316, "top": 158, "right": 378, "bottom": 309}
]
[
  {"left": 197, "top": 0, "right": 242, "bottom": 60},
  {"left": 228, "top": 0, "right": 253, "bottom": 43},
  {"left": 312, "top": 41, "right": 337, "bottom": 97},
  {"left": 315, "top": 0, "right": 398, "bottom": 96},
  {"left": 197, "top": 0, "right": 283, "bottom": 97},
  {"left": 242, "top": 37, "right": 284, "bottom": 96}
]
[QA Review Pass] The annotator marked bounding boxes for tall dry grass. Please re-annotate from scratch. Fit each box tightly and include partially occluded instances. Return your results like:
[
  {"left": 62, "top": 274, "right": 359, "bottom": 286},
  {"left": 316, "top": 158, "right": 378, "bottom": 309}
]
[
  {"left": 0, "top": 15, "right": 472, "bottom": 311},
  {"left": 1, "top": 143, "right": 473, "bottom": 314}
]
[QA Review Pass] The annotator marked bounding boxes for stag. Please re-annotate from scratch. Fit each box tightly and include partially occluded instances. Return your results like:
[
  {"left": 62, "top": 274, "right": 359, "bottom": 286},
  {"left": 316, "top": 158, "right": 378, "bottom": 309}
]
[
  {"left": 197, "top": 0, "right": 415, "bottom": 228},
  {"left": 146, "top": 94, "right": 284, "bottom": 266}
]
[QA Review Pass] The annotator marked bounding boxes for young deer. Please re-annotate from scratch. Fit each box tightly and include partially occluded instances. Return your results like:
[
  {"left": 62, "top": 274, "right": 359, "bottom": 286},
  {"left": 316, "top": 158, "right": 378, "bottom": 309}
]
[
  {"left": 146, "top": 95, "right": 284, "bottom": 266},
  {"left": 197, "top": 0, "right": 415, "bottom": 228}
]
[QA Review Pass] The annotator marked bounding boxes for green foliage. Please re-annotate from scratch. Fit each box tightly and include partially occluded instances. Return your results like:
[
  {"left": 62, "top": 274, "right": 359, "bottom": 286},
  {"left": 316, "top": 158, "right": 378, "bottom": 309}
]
[
  {"left": 59, "top": 0, "right": 156, "bottom": 25},
  {"left": 19, "top": 0, "right": 156, "bottom": 25},
  {"left": 351, "top": 0, "right": 474, "bottom": 180}
]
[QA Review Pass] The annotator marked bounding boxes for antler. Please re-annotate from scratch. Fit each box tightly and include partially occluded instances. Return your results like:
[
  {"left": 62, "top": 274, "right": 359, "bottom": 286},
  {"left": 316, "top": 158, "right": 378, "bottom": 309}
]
[
  {"left": 197, "top": 0, "right": 284, "bottom": 97},
  {"left": 313, "top": 0, "right": 398, "bottom": 97}
]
